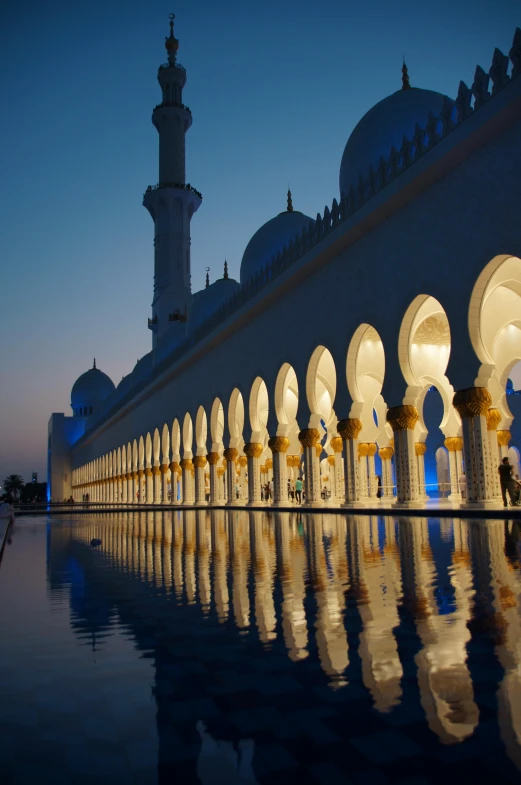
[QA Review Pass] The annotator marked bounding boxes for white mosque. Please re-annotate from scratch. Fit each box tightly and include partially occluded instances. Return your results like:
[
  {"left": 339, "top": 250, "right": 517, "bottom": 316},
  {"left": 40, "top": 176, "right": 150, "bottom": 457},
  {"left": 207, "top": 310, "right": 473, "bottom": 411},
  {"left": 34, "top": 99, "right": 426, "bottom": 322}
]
[{"left": 48, "top": 17, "right": 521, "bottom": 509}]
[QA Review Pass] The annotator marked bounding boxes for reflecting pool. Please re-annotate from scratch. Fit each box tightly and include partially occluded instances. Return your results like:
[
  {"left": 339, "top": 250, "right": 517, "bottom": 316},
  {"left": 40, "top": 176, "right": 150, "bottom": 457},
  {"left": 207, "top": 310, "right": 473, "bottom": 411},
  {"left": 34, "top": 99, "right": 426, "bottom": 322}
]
[{"left": 1, "top": 511, "right": 521, "bottom": 783}]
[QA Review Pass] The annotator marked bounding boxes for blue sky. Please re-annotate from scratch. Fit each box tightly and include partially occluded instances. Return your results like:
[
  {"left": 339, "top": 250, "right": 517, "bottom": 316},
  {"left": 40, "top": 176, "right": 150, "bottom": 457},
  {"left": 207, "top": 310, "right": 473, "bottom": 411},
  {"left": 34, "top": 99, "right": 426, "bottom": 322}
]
[{"left": 1, "top": 0, "right": 519, "bottom": 482}]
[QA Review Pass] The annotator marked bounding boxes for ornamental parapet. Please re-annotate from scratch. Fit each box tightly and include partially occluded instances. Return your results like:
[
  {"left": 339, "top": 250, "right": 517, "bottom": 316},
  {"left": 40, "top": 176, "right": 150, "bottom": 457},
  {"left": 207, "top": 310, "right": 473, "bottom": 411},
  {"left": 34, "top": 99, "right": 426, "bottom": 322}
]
[{"left": 144, "top": 181, "right": 202, "bottom": 200}]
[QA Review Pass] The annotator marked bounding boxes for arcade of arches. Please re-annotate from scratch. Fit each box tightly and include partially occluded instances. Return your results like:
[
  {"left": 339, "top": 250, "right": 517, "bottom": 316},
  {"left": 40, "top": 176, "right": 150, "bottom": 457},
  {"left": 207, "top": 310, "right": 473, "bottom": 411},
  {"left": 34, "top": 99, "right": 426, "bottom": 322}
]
[{"left": 72, "top": 255, "right": 521, "bottom": 509}]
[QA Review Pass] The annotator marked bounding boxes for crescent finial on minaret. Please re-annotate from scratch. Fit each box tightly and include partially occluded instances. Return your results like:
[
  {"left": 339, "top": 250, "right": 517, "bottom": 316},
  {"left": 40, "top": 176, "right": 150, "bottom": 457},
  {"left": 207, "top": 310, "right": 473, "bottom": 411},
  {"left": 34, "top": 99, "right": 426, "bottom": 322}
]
[
  {"left": 165, "top": 13, "right": 179, "bottom": 64},
  {"left": 93, "top": 358, "right": 96, "bottom": 369},
  {"left": 402, "top": 59, "right": 411, "bottom": 90}
]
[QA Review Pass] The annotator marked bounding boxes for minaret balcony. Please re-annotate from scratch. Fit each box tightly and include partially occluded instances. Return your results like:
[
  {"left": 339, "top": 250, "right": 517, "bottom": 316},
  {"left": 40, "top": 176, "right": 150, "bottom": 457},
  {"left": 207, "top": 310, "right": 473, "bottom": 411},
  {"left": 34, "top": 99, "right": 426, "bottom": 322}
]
[
  {"left": 159, "top": 61, "right": 186, "bottom": 75},
  {"left": 148, "top": 316, "right": 158, "bottom": 331},
  {"left": 153, "top": 101, "right": 191, "bottom": 114},
  {"left": 144, "top": 182, "right": 203, "bottom": 200}
]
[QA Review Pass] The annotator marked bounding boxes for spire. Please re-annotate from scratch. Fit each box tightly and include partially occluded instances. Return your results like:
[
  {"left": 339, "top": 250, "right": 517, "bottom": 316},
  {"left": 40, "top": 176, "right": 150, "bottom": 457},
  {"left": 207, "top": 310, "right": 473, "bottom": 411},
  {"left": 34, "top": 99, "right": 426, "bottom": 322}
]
[
  {"left": 93, "top": 358, "right": 96, "bottom": 369},
  {"left": 205, "top": 267, "right": 210, "bottom": 288},
  {"left": 287, "top": 188, "right": 293, "bottom": 212},
  {"left": 402, "top": 59, "right": 411, "bottom": 90},
  {"left": 223, "top": 259, "right": 229, "bottom": 280},
  {"left": 165, "top": 13, "right": 179, "bottom": 65}
]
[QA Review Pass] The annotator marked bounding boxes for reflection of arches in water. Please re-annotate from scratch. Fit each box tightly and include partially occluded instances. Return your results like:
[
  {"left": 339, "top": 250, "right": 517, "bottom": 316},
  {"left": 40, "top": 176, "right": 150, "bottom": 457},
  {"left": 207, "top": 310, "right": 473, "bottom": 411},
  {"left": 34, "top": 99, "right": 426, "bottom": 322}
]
[{"left": 400, "top": 518, "right": 479, "bottom": 745}]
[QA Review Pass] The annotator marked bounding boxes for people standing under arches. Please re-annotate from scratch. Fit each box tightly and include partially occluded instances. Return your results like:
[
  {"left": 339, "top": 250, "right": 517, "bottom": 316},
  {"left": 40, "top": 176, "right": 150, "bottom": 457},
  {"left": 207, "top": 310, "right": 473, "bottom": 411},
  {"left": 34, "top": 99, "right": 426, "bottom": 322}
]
[
  {"left": 295, "top": 477, "right": 303, "bottom": 505},
  {"left": 499, "top": 457, "right": 520, "bottom": 507}
]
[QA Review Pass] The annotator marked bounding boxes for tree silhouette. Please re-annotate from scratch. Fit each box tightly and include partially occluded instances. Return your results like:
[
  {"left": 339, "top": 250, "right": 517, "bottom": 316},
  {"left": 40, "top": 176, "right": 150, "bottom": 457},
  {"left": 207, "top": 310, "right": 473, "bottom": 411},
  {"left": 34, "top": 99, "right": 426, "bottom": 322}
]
[{"left": 3, "top": 474, "right": 24, "bottom": 500}]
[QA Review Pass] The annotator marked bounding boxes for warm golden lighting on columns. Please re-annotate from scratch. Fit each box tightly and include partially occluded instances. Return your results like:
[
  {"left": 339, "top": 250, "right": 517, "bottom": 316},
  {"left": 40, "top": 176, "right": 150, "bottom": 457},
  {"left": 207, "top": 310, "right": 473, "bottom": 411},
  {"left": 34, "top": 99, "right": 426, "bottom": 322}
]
[
  {"left": 337, "top": 418, "right": 362, "bottom": 505},
  {"left": 298, "top": 428, "right": 322, "bottom": 506},
  {"left": 453, "top": 387, "right": 494, "bottom": 504},
  {"left": 386, "top": 405, "right": 420, "bottom": 505}
]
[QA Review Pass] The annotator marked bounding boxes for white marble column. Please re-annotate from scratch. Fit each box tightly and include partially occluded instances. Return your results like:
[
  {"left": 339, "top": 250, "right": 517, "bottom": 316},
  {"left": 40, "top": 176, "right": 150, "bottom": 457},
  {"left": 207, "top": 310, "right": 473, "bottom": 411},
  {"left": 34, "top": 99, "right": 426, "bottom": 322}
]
[
  {"left": 244, "top": 443, "right": 263, "bottom": 505},
  {"left": 223, "top": 448, "right": 239, "bottom": 505},
  {"left": 194, "top": 456, "right": 207, "bottom": 504},
  {"left": 137, "top": 470, "right": 145, "bottom": 503},
  {"left": 358, "top": 444, "right": 369, "bottom": 499},
  {"left": 153, "top": 466, "right": 162, "bottom": 504},
  {"left": 268, "top": 436, "right": 290, "bottom": 506},
  {"left": 206, "top": 452, "right": 220, "bottom": 504},
  {"left": 386, "top": 406, "right": 420, "bottom": 506},
  {"left": 298, "top": 429, "right": 322, "bottom": 506},
  {"left": 415, "top": 442, "right": 428, "bottom": 499},
  {"left": 181, "top": 458, "right": 194, "bottom": 505},
  {"left": 378, "top": 445, "right": 394, "bottom": 501},
  {"left": 444, "top": 437, "right": 463, "bottom": 501},
  {"left": 497, "top": 429, "right": 512, "bottom": 460},
  {"left": 337, "top": 419, "right": 362, "bottom": 506},
  {"left": 486, "top": 408, "right": 502, "bottom": 500},
  {"left": 161, "top": 465, "right": 170, "bottom": 504},
  {"left": 145, "top": 468, "right": 153, "bottom": 504},
  {"left": 330, "top": 436, "right": 344, "bottom": 503},
  {"left": 453, "top": 388, "right": 495, "bottom": 506},
  {"left": 169, "top": 461, "right": 180, "bottom": 504},
  {"left": 367, "top": 443, "right": 378, "bottom": 499}
]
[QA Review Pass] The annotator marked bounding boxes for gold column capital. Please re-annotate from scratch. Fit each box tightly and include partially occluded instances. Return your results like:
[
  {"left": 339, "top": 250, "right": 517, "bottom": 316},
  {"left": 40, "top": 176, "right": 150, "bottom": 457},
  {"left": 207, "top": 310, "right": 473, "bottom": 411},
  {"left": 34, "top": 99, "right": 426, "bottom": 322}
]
[
  {"left": 378, "top": 446, "right": 394, "bottom": 460},
  {"left": 238, "top": 455, "right": 248, "bottom": 467},
  {"left": 193, "top": 456, "right": 207, "bottom": 468},
  {"left": 327, "top": 455, "right": 336, "bottom": 466},
  {"left": 444, "top": 436, "right": 463, "bottom": 452},
  {"left": 180, "top": 458, "right": 193, "bottom": 470},
  {"left": 152, "top": 466, "right": 161, "bottom": 475},
  {"left": 330, "top": 436, "right": 343, "bottom": 453},
  {"left": 415, "top": 442, "right": 427, "bottom": 457},
  {"left": 386, "top": 405, "right": 419, "bottom": 431},
  {"left": 206, "top": 452, "right": 220, "bottom": 465},
  {"left": 453, "top": 387, "right": 492, "bottom": 418},
  {"left": 298, "top": 428, "right": 321, "bottom": 448},
  {"left": 137, "top": 470, "right": 145, "bottom": 478},
  {"left": 244, "top": 442, "right": 263, "bottom": 458},
  {"left": 223, "top": 447, "right": 238, "bottom": 462},
  {"left": 367, "top": 442, "right": 377, "bottom": 457},
  {"left": 268, "top": 436, "right": 290, "bottom": 453},
  {"left": 266, "top": 458, "right": 273, "bottom": 469},
  {"left": 169, "top": 461, "right": 179, "bottom": 472},
  {"left": 145, "top": 468, "right": 153, "bottom": 477},
  {"left": 358, "top": 442, "right": 369, "bottom": 457},
  {"left": 497, "top": 430, "right": 512, "bottom": 447},
  {"left": 160, "top": 464, "right": 169, "bottom": 474},
  {"left": 337, "top": 418, "right": 362, "bottom": 440},
  {"left": 486, "top": 407, "right": 501, "bottom": 431}
]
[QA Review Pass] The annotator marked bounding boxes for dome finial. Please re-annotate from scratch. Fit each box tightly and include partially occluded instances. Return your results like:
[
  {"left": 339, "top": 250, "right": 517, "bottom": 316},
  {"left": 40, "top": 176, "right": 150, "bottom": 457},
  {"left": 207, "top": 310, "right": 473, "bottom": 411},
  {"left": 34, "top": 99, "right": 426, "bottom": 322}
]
[
  {"left": 93, "top": 358, "right": 96, "bottom": 369},
  {"left": 402, "top": 58, "right": 411, "bottom": 90},
  {"left": 287, "top": 187, "right": 293, "bottom": 212},
  {"left": 205, "top": 267, "right": 210, "bottom": 288},
  {"left": 223, "top": 259, "right": 229, "bottom": 279},
  {"left": 165, "top": 13, "right": 179, "bottom": 65}
]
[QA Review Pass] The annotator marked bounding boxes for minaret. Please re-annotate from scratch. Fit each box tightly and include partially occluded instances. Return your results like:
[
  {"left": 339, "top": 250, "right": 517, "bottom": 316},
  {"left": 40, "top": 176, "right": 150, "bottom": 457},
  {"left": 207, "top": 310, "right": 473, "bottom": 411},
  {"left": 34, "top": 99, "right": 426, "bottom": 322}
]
[{"left": 143, "top": 15, "right": 202, "bottom": 349}]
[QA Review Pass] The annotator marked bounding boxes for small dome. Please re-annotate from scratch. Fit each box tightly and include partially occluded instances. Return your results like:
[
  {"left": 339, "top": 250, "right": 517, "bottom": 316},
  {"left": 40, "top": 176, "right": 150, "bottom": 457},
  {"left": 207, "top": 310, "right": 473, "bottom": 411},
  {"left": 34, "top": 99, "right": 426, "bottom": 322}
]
[
  {"left": 190, "top": 274, "right": 240, "bottom": 333},
  {"left": 339, "top": 87, "right": 451, "bottom": 198},
  {"left": 240, "top": 202, "right": 314, "bottom": 286},
  {"left": 71, "top": 361, "right": 115, "bottom": 417}
]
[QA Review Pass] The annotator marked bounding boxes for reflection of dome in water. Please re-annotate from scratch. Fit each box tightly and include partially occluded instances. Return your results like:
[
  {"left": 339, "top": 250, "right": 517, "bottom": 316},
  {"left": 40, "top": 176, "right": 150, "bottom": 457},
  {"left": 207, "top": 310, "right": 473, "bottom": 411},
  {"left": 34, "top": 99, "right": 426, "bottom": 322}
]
[
  {"left": 240, "top": 192, "right": 314, "bottom": 285},
  {"left": 339, "top": 84, "right": 452, "bottom": 198}
]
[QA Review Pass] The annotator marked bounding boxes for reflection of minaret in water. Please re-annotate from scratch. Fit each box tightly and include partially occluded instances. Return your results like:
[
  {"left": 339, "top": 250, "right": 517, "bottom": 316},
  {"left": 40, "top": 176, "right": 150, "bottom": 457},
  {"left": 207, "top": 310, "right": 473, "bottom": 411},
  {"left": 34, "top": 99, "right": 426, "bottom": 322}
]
[
  {"left": 275, "top": 512, "right": 308, "bottom": 661},
  {"left": 309, "top": 515, "right": 349, "bottom": 683},
  {"left": 355, "top": 516, "right": 403, "bottom": 713},
  {"left": 469, "top": 519, "right": 521, "bottom": 771},
  {"left": 400, "top": 517, "right": 478, "bottom": 744},
  {"left": 211, "top": 511, "right": 229, "bottom": 622},
  {"left": 196, "top": 510, "right": 211, "bottom": 614},
  {"left": 229, "top": 511, "right": 251, "bottom": 631},
  {"left": 250, "top": 511, "right": 277, "bottom": 644}
]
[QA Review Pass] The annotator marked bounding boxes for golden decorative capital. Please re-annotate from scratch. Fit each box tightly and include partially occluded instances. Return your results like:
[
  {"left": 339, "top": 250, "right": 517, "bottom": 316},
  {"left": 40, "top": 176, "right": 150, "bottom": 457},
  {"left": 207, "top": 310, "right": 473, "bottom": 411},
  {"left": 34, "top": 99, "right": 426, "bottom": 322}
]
[
  {"left": 486, "top": 407, "right": 501, "bottom": 431},
  {"left": 260, "top": 464, "right": 267, "bottom": 473},
  {"left": 268, "top": 436, "right": 290, "bottom": 453},
  {"left": 497, "top": 430, "right": 511, "bottom": 447},
  {"left": 453, "top": 387, "right": 492, "bottom": 418},
  {"left": 386, "top": 405, "right": 419, "bottom": 431},
  {"left": 145, "top": 468, "right": 153, "bottom": 477},
  {"left": 223, "top": 447, "right": 238, "bottom": 462},
  {"left": 206, "top": 452, "right": 220, "bottom": 465},
  {"left": 238, "top": 455, "right": 248, "bottom": 467},
  {"left": 160, "top": 464, "right": 169, "bottom": 474},
  {"left": 266, "top": 458, "right": 273, "bottom": 469},
  {"left": 315, "top": 444, "right": 323, "bottom": 458},
  {"left": 193, "top": 456, "right": 207, "bottom": 469},
  {"left": 367, "top": 443, "right": 377, "bottom": 457},
  {"left": 444, "top": 436, "right": 463, "bottom": 452},
  {"left": 327, "top": 455, "right": 336, "bottom": 466},
  {"left": 137, "top": 469, "right": 145, "bottom": 478},
  {"left": 358, "top": 442, "right": 369, "bottom": 457},
  {"left": 244, "top": 442, "right": 263, "bottom": 458},
  {"left": 330, "top": 436, "right": 343, "bottom": 453},
  {"left": 298, "top": 428, "right": 321, "bottom": 448},
  {"left": 415, "top": 442, "right": 427, "bottom": 457},
  {"left": 132, "top": 471, "right": 139, "bottom": 479},
  {"left": 169, "top": 461, "right": 179, "bottom": 472},
  {"left": 378, "top": 446, "right": 394, "bottom": 461},
  {"left": 180, "top": 458, "right": 193, "bottom": 470},
  {"left": 337, "top": 418, "right": 362, "bottom": 440},
  {"left": 152, "top": 466, "right": 161, "bottom": 475},
  {"left": 217, "top": 467, "right": 225, "bottom": 477}
]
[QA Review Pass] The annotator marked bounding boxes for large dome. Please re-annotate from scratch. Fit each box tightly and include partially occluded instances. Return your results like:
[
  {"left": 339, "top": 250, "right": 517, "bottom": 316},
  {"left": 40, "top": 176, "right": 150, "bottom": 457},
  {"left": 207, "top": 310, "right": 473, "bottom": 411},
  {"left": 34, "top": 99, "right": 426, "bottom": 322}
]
[
  {"left": 190, "top": 271, "right": 240, "bottom": 334},
  {"left": 339, "top": 87, "right": 451, "bottom": 198},
  {"left": 71, "top": 361, "right": 115, "bottom": 417},
  {"left": 240, "top": 200, "right": 314, "bottom": 285}
]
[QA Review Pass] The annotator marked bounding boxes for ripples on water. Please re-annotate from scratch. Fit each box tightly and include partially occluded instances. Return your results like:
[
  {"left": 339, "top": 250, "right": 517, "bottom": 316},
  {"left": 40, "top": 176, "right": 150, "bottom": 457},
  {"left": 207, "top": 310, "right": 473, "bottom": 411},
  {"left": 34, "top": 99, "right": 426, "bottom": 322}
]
[{"left": 2, "top": 511, "right": 521, "bottom": 784}]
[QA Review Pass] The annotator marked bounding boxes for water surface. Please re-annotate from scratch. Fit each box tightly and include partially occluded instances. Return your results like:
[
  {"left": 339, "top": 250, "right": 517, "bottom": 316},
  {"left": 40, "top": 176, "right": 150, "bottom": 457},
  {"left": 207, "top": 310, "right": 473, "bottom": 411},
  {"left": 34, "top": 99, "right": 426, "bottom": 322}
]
[{"left": 1, "top": 511, "right": 521, "bottom": 784}]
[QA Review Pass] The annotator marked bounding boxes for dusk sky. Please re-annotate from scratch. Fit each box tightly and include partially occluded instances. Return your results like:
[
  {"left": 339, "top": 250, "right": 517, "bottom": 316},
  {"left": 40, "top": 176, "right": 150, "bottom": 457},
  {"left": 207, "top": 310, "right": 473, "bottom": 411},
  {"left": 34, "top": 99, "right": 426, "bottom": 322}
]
[{"left": 1, "top": 0, "right": 519, "bottom": 484}]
